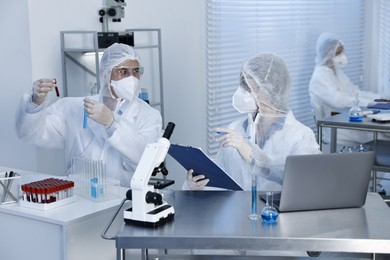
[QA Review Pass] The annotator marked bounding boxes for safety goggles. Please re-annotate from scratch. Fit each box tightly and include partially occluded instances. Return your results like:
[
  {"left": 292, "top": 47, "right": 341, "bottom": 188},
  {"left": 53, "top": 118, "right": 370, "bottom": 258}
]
[{"left": 111, "top": 66, "right": 144, "bottom": 78}]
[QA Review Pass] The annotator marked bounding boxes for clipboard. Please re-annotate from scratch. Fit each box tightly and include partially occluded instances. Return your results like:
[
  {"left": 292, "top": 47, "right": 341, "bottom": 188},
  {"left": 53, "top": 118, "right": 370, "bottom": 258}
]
[
  {"left": 168, "top": 144, "right": 243, "bottom": 191},
  {"left": 367, "top": 103, "right": 390, "bottom": 110}
]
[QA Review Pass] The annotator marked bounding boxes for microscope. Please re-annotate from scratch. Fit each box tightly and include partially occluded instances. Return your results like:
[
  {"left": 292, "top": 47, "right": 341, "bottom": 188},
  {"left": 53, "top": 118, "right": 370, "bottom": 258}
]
[
  {"left": 97, "top": 0, "right": 134, "bottom": 49},
  {"left": 124, "top": 122, "right": 176, "bottom": 227},
  {"left": 98, "top": 0, "right": 126, "bottom": 32}
]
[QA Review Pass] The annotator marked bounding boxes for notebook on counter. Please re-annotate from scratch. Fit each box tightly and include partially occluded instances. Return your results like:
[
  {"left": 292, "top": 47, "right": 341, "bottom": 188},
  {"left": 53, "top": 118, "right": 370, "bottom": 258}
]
[
  {"left": 168, "top": 144, "right": 243, "bottom": 191},
  {"left": 261, "top": 151, "right": 375, "bottom": 212}
]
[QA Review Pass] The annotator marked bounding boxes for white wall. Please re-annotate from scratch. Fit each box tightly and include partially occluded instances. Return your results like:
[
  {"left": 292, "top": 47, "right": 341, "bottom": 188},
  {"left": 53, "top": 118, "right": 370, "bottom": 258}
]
[
  {"left": 0, "top": 2, "right": 37, "bottom": 170},
  {"left": 1, "top": 0, "right": 206, "bottom": 189}
]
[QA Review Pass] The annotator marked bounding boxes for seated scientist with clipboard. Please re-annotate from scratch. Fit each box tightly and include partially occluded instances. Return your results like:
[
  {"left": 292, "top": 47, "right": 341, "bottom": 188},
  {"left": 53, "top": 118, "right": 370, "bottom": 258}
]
[{"left": 183, "top": 53, "right": 321, "bottom": 191}]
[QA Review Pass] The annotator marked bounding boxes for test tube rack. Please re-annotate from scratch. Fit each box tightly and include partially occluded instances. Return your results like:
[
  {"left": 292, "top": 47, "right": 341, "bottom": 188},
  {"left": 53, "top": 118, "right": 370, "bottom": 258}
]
[
  {"left": 19, "top": 178, "right": 77, "bottom": 211},
  {"left": 70, "top": 157, "right": 120, "bottom": 202}
]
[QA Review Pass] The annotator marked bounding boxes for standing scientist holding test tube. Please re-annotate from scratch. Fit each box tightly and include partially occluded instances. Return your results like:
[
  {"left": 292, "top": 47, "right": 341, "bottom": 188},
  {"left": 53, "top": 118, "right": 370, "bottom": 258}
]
[
  {"left": 184, "top": 53, "right": 321, "bottom": 191},
  {"left": 15, "top": 43, "right": 162, "bottom": 187}
]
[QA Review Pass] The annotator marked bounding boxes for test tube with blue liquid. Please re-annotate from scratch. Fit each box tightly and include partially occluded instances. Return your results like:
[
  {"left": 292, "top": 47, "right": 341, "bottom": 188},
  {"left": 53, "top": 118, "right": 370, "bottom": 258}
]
[
  {"left": 83, "top": 110, "right": 88, "bottom": 129},
  {"left": 248, "top": 174, "right": 260, "bottom": 220}
]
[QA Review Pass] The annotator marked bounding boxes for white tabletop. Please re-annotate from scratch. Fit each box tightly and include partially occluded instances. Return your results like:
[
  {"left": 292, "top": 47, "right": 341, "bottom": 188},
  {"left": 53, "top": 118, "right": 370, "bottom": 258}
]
[{"left": 0, "top": 166, "right": 126, "bottom": 226}]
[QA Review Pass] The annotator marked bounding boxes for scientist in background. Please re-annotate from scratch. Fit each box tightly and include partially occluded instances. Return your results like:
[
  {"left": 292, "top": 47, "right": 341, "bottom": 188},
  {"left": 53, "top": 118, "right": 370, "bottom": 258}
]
[
  {"left": 309, "top": 32, "right": 381, "bottom": 146},
  {"left": 184, "top": 53, "right": 321, "bottom": 191},
  {"left": 15, "top": 43, "right": 162, "bottom": 187}
]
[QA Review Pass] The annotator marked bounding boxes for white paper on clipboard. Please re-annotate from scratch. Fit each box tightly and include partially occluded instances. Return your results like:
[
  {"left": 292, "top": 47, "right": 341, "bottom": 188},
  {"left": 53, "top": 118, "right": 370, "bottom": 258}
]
[
  {"left": 168, "top": 144, "right": 243, "bottom": 191},
  {"left": 367, "top": 113, "right": 390, "bottom": 122}
]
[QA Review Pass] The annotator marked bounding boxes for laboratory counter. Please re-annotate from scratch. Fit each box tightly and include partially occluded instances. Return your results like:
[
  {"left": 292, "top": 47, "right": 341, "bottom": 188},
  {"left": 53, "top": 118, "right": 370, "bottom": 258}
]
[
  {"left": 0, "top": 166, "right": 125, "bottom": 260},
  {"left": 114, "top": 190, "right": 390, "bottom": 259}
]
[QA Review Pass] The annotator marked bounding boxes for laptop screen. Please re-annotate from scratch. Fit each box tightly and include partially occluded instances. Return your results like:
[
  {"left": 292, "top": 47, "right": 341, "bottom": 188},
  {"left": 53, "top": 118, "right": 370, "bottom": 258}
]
[{"left": 261, "top": 151, "right": 374, "bottom": 212}]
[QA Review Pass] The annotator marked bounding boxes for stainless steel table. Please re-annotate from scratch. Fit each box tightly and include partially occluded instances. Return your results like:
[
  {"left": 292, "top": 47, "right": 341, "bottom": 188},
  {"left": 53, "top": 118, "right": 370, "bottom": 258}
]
[
  {"left": 114, "top": 191, "right": 390, "bottom": 259},
  {"left": 316, "top": 112, "right": 390, "bottom": 190},
  {"left": 317, "top": 112, "right": 390, "bottom": 151}
]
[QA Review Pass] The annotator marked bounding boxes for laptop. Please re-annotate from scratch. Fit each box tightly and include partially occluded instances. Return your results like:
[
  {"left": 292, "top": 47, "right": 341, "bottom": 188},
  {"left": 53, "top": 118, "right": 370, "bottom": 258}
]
[{"left": 261, "top": 151, "right": 375, "bottom": 212}]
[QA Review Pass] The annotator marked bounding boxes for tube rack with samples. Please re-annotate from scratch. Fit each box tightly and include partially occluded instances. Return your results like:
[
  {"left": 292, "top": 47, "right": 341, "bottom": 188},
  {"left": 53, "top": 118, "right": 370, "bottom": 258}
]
[{"left": 19, "top": 178, "right": 77, "bottom": 210}]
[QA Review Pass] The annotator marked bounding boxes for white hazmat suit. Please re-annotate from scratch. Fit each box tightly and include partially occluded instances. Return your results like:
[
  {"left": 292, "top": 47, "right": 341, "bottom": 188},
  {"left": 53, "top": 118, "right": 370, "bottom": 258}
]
[
  {"left": 15, "top": 43, "right": 162, "bottom": 187},
  {"left": 309, "top": 32, "right": 380, "bottom": 146},
  {"left": 184, "top": 53, "right": 321, "bottom": 192}
]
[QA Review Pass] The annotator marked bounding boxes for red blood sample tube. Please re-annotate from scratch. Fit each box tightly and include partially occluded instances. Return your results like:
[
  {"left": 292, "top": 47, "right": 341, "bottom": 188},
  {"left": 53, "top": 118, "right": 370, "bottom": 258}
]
[
  {"left": 49, "top": 187, "right": 56, "bottom": 203},
  {"left": 37, "top": 187, "right": 42, "bottom": 203},
  {"left": 21, "top": 185, "right": 27, "bottom": 201},
  {"left": 31, "top": 186, "right": 37, "bottom": 203},
  {"left": 54, "top": 78, "right": 60, "bottom": 97},
  {"left": 44, "top": 187, "right": 49, "bottom": 204},
  {"left": 26, "top": 185, "right": 31, "bottom": 202}
]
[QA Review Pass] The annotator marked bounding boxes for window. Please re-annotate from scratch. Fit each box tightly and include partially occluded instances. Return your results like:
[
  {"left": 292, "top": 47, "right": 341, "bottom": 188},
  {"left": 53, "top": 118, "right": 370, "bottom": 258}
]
[
  {"left": 378, "top": 0, "right": 390, "bottom": 95},
  {"left": 206, "top": 0, "right": 365, "bottom": 155}
]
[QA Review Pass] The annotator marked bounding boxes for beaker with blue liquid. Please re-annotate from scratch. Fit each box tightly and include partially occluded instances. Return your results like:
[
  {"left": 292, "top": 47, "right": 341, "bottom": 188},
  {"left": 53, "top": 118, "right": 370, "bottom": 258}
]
[
  {"left": 261, "top": 191, "right": 278, "bottom": 224},
  {"left": 349, "top": 93, "right": 363, "bottom": 122}
]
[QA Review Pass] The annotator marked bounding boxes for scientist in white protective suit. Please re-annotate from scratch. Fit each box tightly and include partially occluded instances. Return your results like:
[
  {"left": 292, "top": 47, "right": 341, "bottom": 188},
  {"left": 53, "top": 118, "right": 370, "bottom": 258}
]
[
  {"left": 309, "top": 32, "right": 382, "bottom": 146},
  {"left": 184, "top": 53, "right": 321, "bottom": 192},
  {"left": 15, "top": 43, "right": 162, "bottom": 187}
]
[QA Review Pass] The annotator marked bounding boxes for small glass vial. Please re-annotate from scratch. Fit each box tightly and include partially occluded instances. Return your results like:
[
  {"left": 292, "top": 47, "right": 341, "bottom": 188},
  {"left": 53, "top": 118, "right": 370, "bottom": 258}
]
[
  {"left": 138, "top": 88, "right": 150, "bottom": 104},
  {"left": 349, "top": 93, "right": 363, "bottom": 122},
  {"left": 261, "top": 191, "right": 278, "bottom": 224}
]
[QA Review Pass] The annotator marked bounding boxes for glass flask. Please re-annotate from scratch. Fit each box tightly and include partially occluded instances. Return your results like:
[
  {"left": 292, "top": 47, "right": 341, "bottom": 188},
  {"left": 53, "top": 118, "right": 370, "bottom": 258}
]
[
  {"left": 248, "top": 175, "right": 260, "bottom": 220},
  {"left": 261, "top": 191, "right": 278, "bottom": 224},
  {"left": 349, "top": 93, "right": 363, "bottom": 122}
]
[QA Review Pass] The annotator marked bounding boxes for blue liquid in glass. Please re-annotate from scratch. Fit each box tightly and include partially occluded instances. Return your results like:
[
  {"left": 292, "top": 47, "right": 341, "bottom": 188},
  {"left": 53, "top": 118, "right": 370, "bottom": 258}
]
[
  {"left": 251, "top": 185, "right": 257, "bottom": 214},
  {"left": 261, "top": 191, "right": 278, "bottom": 224},
  {"left": 261, "top": 208, "right": 278, "bottom": 224},
  {"left": 349, "top": 115, "right": 363, "bottom": 122}
]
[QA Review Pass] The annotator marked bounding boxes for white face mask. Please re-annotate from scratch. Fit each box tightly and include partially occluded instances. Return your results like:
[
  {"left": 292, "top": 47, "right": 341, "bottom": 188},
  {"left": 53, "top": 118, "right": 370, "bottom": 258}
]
[
  {"left": 332, "top": 53, "right": 348, "bottom": 67},
  {"left": 110, "top": 76, "right": 140, "bottom": 101},
  {"left": 232, "top": 87, "right": 258, "bottom": 113}
]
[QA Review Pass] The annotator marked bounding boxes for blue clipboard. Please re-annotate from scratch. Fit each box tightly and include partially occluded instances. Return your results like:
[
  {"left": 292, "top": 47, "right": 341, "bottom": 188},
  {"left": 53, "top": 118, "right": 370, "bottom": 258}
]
[
  {"left": 168, "top": 144, "right": 243, "bottom": 191},
  {"left": 367, "top": 103, "right": 390, "bottom": 110}
]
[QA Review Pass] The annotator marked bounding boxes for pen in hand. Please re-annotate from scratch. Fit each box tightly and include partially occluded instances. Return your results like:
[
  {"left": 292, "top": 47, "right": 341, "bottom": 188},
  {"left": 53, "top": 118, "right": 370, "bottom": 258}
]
[{"left": 217, "top": 131, "right": 250, "bottom": 139}]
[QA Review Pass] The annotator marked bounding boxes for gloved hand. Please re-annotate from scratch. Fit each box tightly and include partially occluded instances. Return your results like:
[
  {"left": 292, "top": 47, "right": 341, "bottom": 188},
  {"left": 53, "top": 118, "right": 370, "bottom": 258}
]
[
  {"left": 215, "top": 127, "right": 253, "bottom": 162},
  {"left": 32, "top": 78, "right": 57, "bottom": 105},
  {"left": 186, "top": 169, "right": 209, "bottom": 190},
  {"left": 84, "top": 98, "right": 114, "bottom": 127}
]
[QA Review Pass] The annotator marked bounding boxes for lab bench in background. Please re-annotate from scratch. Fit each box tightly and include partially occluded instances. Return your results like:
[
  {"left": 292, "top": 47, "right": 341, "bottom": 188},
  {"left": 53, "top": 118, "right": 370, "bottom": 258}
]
[{"left": 316, "top": 111, "right": 390, "bottom": 192}]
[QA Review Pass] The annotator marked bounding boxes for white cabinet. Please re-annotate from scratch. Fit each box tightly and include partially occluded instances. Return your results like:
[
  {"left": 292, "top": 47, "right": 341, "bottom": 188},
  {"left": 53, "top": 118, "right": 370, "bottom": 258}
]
[{"left": 60, "top": 29, "right": 165, "bottom": 123}]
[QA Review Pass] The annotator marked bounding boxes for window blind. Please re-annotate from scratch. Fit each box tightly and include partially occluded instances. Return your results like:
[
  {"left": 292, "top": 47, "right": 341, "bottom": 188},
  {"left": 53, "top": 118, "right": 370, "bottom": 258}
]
[
  {"left": 378, "top": 0, "right": 390, "bottom": 95},
  {"left": 206, "top": 0, "right": 365, "bottom": 155}
]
